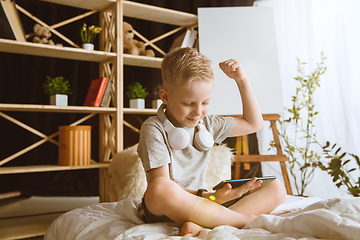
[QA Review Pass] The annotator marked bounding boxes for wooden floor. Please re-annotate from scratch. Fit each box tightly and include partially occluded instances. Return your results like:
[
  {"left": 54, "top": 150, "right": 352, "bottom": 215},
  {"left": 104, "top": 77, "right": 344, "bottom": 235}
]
[{"left": 0, "top": 196, "right": 99, "bottom": 240}]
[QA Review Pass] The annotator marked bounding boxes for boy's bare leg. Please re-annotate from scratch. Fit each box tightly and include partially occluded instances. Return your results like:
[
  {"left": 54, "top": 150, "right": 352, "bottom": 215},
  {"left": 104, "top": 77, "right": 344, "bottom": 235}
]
[
  {"left": 144, "top": 177, "right": 286, "bottom": 236},
  {"left": 176, "top": 179, "right": 286, "bottom": 236},
  {"left": 229, "top": 179, "right": 286, "bottom": 215},
  {"left": 144, "top": 177, "right": 257, "bottom": 234}
]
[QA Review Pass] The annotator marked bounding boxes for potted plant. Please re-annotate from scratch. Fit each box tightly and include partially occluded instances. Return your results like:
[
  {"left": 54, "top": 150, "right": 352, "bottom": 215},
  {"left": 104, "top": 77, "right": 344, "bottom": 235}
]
[
  {"left": 319, "top": 142, "right": 360, "bottom": 197},
  {"left": 126, "top": 82, "right": 148, "bottom": 109},
  {"left": 269, "top": 53, "right": 327, "bottom": 196},
  {"left": 271, "top": 53, "right": 360, "bottom": 197},
  {"left": 80, "top": 23, "right": 102, "bottom": 50},
  {"left": 151, "top": 83, "right": 163, "bottom": 109},
  {"left": 43, "top": 76, "right": 72, "bottom": 106}
]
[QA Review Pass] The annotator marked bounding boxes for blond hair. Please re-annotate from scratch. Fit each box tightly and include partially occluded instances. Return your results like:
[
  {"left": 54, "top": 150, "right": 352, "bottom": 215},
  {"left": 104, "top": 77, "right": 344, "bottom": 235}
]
[{"left": 161, "top": 47, "right": 214, "bottom": 90}]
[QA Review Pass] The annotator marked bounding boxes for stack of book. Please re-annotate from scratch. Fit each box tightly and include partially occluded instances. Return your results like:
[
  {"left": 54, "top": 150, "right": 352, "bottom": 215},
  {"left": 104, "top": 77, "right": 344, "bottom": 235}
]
[{"left": 84, "top": 77, "right": 113, "bottom": 107}]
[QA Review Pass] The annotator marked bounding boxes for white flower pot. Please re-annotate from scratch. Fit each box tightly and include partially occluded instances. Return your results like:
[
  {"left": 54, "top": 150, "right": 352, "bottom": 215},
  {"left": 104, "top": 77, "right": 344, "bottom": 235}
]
[
  {"left": 82, "top": 43, "right": 94, "bottom": 51},
  {"left": 130, "top": 99, "right": 145, "bottom": 109},
  {"left": 50, "top": 94, "right": 68, "bottom": 106},
  {"left": 152, "top": 99, "right": 162, "bottom": 109}
]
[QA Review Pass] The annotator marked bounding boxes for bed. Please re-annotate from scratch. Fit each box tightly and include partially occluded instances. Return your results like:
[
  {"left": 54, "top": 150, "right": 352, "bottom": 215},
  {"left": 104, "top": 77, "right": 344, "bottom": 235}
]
[
  {"left": 44, "top": 196, "right": 360, "bottom": 239},
  {"left": 44, "top": 145, "right": 360, "bottom": 240}
]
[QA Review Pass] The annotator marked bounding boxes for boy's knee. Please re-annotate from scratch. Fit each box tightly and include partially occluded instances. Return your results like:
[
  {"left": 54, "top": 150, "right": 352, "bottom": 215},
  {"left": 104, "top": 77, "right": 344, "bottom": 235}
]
[
  {"left": 144, "top": 177, "right": 177, "bottom": 214},
  {"left": 271, "top": 179, "right": 287, "bottom": 204}
]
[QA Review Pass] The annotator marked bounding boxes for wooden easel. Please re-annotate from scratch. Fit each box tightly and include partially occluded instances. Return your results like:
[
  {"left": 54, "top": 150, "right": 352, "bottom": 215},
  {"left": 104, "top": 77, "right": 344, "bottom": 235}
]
[{"left": 232, "top": 114, "right": 293, "bottom": 195}]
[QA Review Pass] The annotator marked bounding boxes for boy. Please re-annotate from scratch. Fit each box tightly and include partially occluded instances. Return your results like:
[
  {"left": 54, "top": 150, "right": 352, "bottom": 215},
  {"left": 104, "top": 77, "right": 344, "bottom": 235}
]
[{"left": 137, "top": 47, "right": 286, "bottom": 237}]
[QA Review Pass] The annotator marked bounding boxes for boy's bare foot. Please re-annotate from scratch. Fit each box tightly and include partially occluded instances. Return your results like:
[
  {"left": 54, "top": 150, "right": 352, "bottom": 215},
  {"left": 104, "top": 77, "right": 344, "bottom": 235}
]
[{"left": 178, "top": 222, "right": 203, "bottom": 237}]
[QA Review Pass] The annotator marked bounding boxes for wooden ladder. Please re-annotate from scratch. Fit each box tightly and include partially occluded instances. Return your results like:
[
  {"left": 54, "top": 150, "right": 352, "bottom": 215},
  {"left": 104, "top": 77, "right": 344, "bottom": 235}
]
[{"left": 232, "top": 114, "right": 293, "bottom": 195}]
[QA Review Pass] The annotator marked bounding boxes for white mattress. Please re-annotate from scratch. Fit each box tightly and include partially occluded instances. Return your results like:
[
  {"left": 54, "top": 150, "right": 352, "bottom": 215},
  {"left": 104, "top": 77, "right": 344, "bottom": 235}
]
[{"left": 44, "top": 195, "right": 360, "bottom": 240}]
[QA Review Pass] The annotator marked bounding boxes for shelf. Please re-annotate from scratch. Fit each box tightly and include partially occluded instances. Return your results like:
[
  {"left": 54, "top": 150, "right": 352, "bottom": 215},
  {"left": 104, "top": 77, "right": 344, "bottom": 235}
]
[
  {"left": 123, "top": 1, "right": 198, "bottom": 26},
  {"left": 124, "top": 54, "right": 162, "bottom": 68},
  {"left": 0, "top": 39, "right": 162, "bottom": 67},
  {"left": 0, "top": 162, "right": 109, "bottom": 174},
  {"left": 123, "top": 108, "right": 157, "bottom": 114},
  {"left": 0, "top": 103, "right": 116, "bottom": 113},
  {"left": 0, "top": 213, "right": 61, "bottom": 239},
  {"left": 0, "top": 105, "right": 162, "bottom": 114},
  {"left": 42, "top": 0, "right": 114, "bottom": 11},
  {"left": 0, "top": 39, "right": 116, "bottom": 62},
  {"left": 43, "top": 0, "right": 198, "bottom": 27},
  {"left": 0, "top": 196, "right": 99, "bottom": 239}
]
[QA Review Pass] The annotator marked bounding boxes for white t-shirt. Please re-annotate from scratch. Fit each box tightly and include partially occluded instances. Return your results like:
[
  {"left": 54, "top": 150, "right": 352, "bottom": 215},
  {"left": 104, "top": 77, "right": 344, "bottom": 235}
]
[{"left": 137, "top": 114, "right": 234, "bottom": 190}]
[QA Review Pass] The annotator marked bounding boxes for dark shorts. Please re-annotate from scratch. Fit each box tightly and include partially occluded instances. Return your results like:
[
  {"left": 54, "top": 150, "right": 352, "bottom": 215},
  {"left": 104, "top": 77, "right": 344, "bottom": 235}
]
[
  {"left": 138, "top": 192, "right": 248, "bottom": 224},
  {"left": 138, "top": 197, "right": 173, "bottom": 223}
]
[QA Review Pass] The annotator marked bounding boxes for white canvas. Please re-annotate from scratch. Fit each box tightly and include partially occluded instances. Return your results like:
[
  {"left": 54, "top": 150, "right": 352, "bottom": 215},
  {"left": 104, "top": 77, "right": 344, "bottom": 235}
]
[{"left": 198, "top": 7, "right": 284, "bottom": 115}]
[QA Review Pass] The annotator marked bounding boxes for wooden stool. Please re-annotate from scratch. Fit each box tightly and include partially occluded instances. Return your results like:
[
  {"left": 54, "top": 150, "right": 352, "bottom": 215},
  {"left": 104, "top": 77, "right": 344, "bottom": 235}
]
[{"left": 232, "top": 114, "right": 293, "bottom": 195}]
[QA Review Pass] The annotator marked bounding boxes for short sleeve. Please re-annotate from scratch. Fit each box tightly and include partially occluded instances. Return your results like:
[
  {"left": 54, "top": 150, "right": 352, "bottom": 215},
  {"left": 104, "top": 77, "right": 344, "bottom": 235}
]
[
  {"left": 137, "top": 117, "right": 171, "bottom": 173},
  {"left": 203, "top": 115, "right": 234, "bottom": 144}
]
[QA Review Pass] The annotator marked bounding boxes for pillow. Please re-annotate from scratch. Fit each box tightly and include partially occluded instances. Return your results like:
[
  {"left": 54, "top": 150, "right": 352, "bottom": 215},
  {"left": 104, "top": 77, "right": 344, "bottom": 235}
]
[{"left": 108, "top": 144, "right": 234, "bottom": 201}]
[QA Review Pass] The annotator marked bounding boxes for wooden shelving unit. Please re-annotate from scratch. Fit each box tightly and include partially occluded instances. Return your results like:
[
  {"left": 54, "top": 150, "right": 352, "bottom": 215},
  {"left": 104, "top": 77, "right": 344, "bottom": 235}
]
[
  {"left": 0, "top": 103, "right": 116, "bottom": 113},
  {"left": 0, "top": 162, "right": 110, "bottom": 175},
  {"left": 0, "top": 38, "right": 115, "bottom": 62},
  {"left": 43, "top": 0, "right": 198, "bottom": 26},
  {"left": 0, "top": 0, "right": 197, "bottom": 238},
  {"left": 0, "top": 0, "right": 197, "bottom": 180},
  {"left": 0, "top": 39, "right": 163, "bottom": 67}
]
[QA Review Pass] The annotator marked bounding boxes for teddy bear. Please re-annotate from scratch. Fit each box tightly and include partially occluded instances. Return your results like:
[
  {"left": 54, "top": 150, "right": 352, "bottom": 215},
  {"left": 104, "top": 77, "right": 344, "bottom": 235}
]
[
  {"left": 33, "top": 23, "right": 55, "bottom": 45},
  {"left": 123, "top": 22, "right": 155, "bottom": 57}
]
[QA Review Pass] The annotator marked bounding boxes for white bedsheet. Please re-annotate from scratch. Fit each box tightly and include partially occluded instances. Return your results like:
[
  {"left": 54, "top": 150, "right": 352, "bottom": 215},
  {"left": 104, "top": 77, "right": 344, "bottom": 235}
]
[{"left": 44, "top": 196, "right": 360, "bottom": 240}]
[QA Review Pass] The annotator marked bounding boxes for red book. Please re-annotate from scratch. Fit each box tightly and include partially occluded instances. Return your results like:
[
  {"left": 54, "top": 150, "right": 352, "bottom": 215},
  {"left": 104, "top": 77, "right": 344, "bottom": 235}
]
[{"left": 84, "top": 77, "right": 109, "bottom": 107}]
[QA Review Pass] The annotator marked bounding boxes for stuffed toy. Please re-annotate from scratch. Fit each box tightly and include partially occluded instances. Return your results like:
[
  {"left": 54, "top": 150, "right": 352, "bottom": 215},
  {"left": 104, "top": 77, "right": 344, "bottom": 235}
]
[
  {"left": 123, "top": 22, "right": 155, "bottom": 57},
  {"left": 108, "top": 143, "right": 232, "bottom": 201},
  {"left": 33, "top": 23, "right": 55, "bottom": 45}
]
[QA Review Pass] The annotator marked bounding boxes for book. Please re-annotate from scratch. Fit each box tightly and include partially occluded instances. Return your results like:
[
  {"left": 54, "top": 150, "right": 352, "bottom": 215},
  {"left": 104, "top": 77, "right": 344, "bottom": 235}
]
[
  {"left": 0, "top": 0, "right": 26, "bottom": 41},
  {"left": 170, "top": 29, "right": 197, "bottom": 51},
  {"left": 181, "top": 29, "right": 197, "bottom": 48},
  {"left": 84, "top": 77, "right": 109, "bottom": 107},
  {"left": 100, "top": 80, "right": 113, "bottom": 107}
]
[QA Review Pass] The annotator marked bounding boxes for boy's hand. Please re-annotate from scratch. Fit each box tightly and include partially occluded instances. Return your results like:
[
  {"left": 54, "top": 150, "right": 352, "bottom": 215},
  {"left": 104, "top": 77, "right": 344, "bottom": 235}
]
[
  {"left": 213, "top": 177, "right": 262, "bottom": 204},
  {"left": 219, "top": 59, "right": 248, "bottom": 82}
]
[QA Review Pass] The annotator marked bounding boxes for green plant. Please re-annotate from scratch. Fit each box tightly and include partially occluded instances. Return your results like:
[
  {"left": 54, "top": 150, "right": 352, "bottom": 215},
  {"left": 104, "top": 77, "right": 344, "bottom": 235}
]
[
  {"left": 318, "top": 142, "right": 360, "bottom": 197},
  {"left": 270, "top": 53, "right": 327, "bottom": 196},
  {"left": 126, "top": 82, "right": 148, "bottom": 99},
  {"left": 270, "top": 53, "right": 360, "bottom": 197},
  {"left": 43, "top": 76, "right": 72, "bottom": 96},
  {"left": 80, "top": 23, "right": 102, "bottom": 44}
]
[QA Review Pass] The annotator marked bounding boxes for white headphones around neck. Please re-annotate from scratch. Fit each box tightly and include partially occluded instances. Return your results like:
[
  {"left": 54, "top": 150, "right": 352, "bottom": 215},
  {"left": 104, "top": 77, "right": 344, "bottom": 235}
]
[{"left": 157, "top": 104, "right": 214, "bottom": 151}]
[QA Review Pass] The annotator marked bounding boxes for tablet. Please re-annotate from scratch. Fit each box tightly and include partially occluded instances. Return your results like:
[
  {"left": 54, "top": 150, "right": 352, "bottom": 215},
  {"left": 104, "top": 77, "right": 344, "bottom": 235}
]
[{"left": 212, "top": 176, "right": 276, "bottom": 190}]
